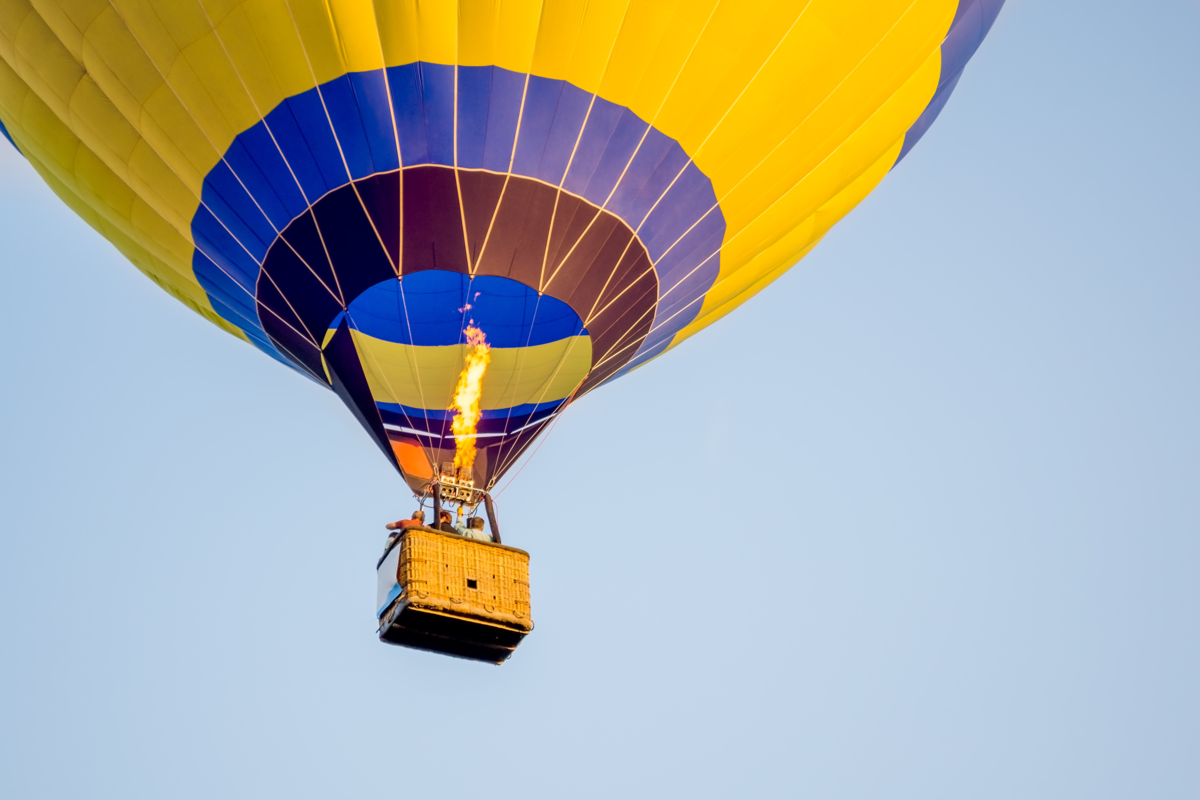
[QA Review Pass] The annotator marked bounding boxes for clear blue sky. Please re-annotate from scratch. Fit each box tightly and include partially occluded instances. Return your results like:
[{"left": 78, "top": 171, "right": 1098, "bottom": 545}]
[{"left": 2, "top": 2, "right": 1197, "bottom": 797}]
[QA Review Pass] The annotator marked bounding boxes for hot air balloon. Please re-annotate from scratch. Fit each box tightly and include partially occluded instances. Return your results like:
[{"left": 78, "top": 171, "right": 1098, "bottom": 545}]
[{"left": 0, "top": 0, "right": 1003, "bottom": 662}]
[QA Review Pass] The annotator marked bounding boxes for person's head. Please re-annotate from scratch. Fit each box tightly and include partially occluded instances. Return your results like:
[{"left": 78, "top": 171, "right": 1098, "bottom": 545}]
[
  {"left": 439, "top": 510, "right": 452, "bottom": 523},
  {"left": 469, "top": 517, "right": 486, "bottom": 530},
  {"left": 412, "top": 510, "right": 425, "bottom": 522}
]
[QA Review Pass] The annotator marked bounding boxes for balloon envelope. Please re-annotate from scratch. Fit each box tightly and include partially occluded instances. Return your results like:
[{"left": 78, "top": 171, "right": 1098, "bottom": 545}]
[{"left": 0, "top": 0, "right": 1002, "bottom": 493}]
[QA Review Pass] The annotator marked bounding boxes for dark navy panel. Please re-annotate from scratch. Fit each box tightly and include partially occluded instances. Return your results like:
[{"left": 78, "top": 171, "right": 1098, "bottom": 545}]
[
  {"left": 346, "top": 271, "right": 585, "bottom": 348},
  {"left": 324, "top": 318, "right": 400, "bottom": 469}
]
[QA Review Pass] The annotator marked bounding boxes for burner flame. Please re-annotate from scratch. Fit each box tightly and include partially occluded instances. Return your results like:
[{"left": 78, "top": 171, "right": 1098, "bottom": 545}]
[{"left": 450, "top": 325, "right": 491, "bottom": 471}]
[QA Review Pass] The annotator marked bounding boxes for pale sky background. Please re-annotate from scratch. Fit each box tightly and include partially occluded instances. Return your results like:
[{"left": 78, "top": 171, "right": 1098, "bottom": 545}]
[{"left": 1, "top": 2, "right": 1197, "bottom": 798}]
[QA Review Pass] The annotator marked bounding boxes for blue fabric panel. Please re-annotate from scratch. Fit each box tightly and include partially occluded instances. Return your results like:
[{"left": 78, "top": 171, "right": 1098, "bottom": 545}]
[
  {"left": 480, "top": 67, "right": 525, "bottom": 172},
  {"left": 455, "top": 65, "right": 492, "bottom": 169},
  {"left": 350, "top": 70, "right": 401, "bottom": 173},
  {"left": 347, "top": 271, "right": 585, "bottom": 347},
  {"left": 191, "top": 205, "right": 259, "bottom": 295},
  {"left": 607, "top": 127, "right": 692, "bottom": 246},
  {"left": 530, "top": 77, "right": 593, "bottom": 185},
  {"left": 321, "top": 74, "right": 375, "bottom": 180},
  {"left": 897, "top": 71, "right": 962, "bottom": 162},
  {"left": 510, "top": 76, "right": 565, "bottom": 179},
  {"left": 638, "top": 161, "right": 721, "bottom": 262},
  {"left": 199, "top": 161, "right": 275, "bottom": 261},
  {"left": 281, "top": 90, "right": 347, "bottom": 192},
  {"left": 221, "top": 135, "right": 296, "bottom": 231},
  {"left": 263, "top": 97, "right": 332, "bottom": 202},
  {"left": 653, "top": 209, "right": 725, "bottom": 296},
  {"left": 563, "top": 100, "right": 640, "bottom": 201},
  {"left": 942, "top": 0, "right": 1005, "bottom": 78},
  {"left": 387, "top": 64, "right": 431, "bottom": 165},
  {"left": 0, "top": 117, "right": 17, "bottom": 152},
  {"left": 420, "top": 62, "right": 457, "bottom": 167},
  {"left": 192, "top": 62, "right": 726, "bottom": 379},
  {"left": 193, "top": 255, "right": 262, "bottom": 334},
  {"left": 896, "top": 0, "right": 1005, "bottom": 164},
  {"left": 379, "top": 399, "right": 563, "bottom": 432}
]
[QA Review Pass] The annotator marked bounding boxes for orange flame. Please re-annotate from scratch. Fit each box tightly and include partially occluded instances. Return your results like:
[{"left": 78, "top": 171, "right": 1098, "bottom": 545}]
[{"left": 450, "top": 325, "right": 491, "bottom": 471}]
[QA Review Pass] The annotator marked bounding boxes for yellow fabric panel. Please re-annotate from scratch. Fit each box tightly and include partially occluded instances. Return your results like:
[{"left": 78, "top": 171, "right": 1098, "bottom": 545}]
[
  {"left": 1, "top": 0, "right": 962, "bottom": 370},
  {"left": 670, "top": 135, "right": 907, "bottom": 347},
  {"left": 529, "top": 0, "right": 628, "bottom": 93},
  {"left": 716, "top": 47, "right": 943, "bottom": 277},
  {"left": 596, "top": 0, "right": 717, "bottom": 124},
  {"left": 350, "top": 330, "right": 593, "bottom": 412},
  {"left": 454, "top": 0, "right": 541, "bottom": 71},
  {"left": 287, "top": 0, "right": 385, "bottom": 80},
  {"left": 374, "top": 0, "right": 465, "bottom": 67},
  {"left": 1, "top": 1, "right": 206, "bottom": 235},
  {"left": 17, "top": 125, "right": 242, "bottom": 340},
  {"left": 25, "top": 0, "right": 89, "bottom": 62},
  {"left": 0, "top": 56, "right": 211, "bottom": 302}
]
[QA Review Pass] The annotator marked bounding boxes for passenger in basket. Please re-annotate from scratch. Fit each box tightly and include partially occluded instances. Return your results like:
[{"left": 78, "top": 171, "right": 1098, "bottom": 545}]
[
  {"left": 381, "top": 510, "right": 425, "bottom": 556},
  {"left": 461, "top": 516, "right": 493, "bottom": 543},
  {"left": 385, "top": 510, "right": 425, "bottom": 532},
  {"left": 434, "top": 510, "right": 459, "bottom": 534}
]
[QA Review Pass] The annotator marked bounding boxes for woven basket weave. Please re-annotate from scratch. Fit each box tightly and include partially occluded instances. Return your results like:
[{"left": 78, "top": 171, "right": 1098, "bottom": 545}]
[{"left": 388, "top": 526, "right": 532, "bottom": 639}]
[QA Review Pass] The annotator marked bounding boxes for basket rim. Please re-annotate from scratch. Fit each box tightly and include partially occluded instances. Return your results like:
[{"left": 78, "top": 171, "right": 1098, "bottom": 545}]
[{"left": 400, "top": 525, "right": 530, "bottom": 558}]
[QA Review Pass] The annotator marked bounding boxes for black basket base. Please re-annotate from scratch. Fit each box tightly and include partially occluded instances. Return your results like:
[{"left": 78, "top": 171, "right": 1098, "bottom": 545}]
[{"left": 379, "top": 603, "right": 529, "bottom": 664}]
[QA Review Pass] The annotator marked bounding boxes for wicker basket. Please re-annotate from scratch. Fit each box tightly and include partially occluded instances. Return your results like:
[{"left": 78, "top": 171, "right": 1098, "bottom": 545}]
[{"left": 378, "top": 526, "right": 532, "bottom": 663}]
